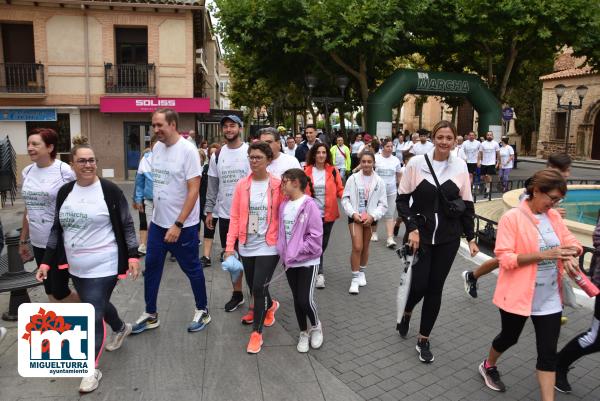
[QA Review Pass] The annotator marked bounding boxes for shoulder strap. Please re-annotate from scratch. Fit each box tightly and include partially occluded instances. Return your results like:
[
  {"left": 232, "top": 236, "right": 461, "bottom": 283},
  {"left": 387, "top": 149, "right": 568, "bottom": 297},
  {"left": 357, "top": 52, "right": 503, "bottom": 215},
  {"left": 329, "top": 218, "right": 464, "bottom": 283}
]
[
  {"left": 24, "top": 164, "right": 34, "bottom": 177},
  {"left": 424, "top": 154, "right": 442, "bottom": 191},
  {"left": 331, "top": 167, "right": 337, "bottom": 180},
  {"left": 215, "top": 147, "right": 222, "bottom": 165}
]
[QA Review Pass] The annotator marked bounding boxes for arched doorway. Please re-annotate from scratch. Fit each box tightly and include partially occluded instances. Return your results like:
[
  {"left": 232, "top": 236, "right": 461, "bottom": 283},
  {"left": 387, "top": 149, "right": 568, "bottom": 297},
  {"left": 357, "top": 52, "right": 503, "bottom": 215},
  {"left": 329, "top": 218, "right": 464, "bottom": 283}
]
[
  {"left": 367, "top": 69, "right": 501, "bottom": 137},
  {"left": 592, "top": 111, "right": 600, "bottom": 160}
]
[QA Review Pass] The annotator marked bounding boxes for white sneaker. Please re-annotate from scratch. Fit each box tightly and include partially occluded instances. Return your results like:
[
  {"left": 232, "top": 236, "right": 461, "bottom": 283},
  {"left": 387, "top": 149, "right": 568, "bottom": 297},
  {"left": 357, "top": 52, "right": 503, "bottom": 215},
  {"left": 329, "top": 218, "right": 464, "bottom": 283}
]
[
  {"left": 79, "top": 369, "right": 102, "bottom": 393},
  {"left": 315, "top": 274, "right": 325, "bottom": 289},
  {"left": 297, "top": 331, "right": 310, "bottom": 353},
  {"left": 309, "top": 322, "right": 323, "bottom": 349},
  {"left": 0, "top": 327, "right": 6, "bottom": 344},
  {"left": 386, "top": 237, "right": 397, "bottom": 249},
  {"left": 349, "top": 278, "right": 360, "bottom": 294},
  {"left": 358, "top": 271, "right": 367, "bottom": 287},
  {"left": 371, "top": 232, "right": 379, "bottom": 242},
  {"left": 105, "top": 323, "right": 132, "bottom": 351},
  {"left": 137, "top": 244, "right": 147, "bottom": 254}
]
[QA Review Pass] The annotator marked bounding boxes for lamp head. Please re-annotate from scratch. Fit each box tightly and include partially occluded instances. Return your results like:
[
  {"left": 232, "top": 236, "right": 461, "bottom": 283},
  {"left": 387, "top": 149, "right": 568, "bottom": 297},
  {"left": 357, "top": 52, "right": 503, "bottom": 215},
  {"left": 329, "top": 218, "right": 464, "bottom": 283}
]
[
  {"left": 554, "top": 84, "right": 566, "bottom": 99},
  {"left": 576, "top": 85, "right": 588, "bottom": 100}
]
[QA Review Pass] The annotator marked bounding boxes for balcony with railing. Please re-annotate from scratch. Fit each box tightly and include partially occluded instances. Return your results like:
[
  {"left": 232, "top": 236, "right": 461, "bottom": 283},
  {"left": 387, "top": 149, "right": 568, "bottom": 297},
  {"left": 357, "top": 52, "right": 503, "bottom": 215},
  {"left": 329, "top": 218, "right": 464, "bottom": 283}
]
[
  {"left": 0, "top": 63, "right": 45, "bottom": 95},
  {"left": 104, "top": 63, "right": 155, "bottom": 94}
]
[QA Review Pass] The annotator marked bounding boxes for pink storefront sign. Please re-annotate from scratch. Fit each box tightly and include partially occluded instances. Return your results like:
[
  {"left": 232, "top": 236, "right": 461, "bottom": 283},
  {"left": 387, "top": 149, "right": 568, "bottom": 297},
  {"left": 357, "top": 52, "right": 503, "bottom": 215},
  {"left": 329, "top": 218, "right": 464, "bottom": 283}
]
[{"left": 100, "top": 97, "right": 210, "bottom": 113}]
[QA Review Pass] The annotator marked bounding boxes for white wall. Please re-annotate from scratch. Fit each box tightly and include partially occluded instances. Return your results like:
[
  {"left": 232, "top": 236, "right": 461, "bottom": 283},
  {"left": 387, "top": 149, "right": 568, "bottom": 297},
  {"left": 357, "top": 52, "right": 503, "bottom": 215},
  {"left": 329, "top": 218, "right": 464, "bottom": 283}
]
[{"left": 0, "top": 121, "right": 27, "bottom": 154}]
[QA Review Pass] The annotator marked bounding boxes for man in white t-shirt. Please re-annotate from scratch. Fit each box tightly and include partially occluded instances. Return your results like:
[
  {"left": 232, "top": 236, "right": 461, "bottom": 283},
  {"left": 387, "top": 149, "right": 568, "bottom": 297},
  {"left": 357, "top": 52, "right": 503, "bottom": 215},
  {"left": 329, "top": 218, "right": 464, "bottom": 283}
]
[
  {"left": 451, "top": 135, "right": 467, "bottom": 161},
  {"left": 132, "top": 108, "right": 210, "bottom": 335},
  {"left": 410, "top": 131, "right": 434, "bottom": 155},
  {"left": 205, "top": 114, "right": 250, "bottom": 312},
  {"left": 478, "top": 131, "right": 500, "bottom": 195},
  {"left": 284, "top": 136, "right": 297, "bottom": 157},
  {"left": 462, "top": 131, "right": 481, "bottom": 185},
  {"left": 498, "top": 137, "right": 515, "bottom": 192},
  {"left": 261, "top": 127, "right": 301, "bottom": 178}
]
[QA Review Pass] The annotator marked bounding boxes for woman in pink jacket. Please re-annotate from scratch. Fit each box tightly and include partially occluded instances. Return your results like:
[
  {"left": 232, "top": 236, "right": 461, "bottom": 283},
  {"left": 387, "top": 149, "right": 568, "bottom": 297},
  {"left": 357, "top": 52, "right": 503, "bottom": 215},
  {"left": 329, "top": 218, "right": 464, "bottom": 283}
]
[
  {"left": 277, "top": 168, "right": 324, "bottom": 353},
  {"left": 479, "top": 169, "right": 582, "bottom": 401},
  {"left": 224, "top": 141, "right": 283, "bottom": 354}
]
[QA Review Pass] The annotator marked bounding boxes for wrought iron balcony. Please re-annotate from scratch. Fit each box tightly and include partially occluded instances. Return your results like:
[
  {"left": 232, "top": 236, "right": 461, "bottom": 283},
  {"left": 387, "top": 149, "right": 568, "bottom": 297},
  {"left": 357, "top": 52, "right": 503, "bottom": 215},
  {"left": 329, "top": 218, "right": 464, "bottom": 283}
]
[
  {"left": 0, "top": 63, "right": 45, "bottom": 94},
  {"left": 104, "top": 63, "right": 155, "bottom": 94}
]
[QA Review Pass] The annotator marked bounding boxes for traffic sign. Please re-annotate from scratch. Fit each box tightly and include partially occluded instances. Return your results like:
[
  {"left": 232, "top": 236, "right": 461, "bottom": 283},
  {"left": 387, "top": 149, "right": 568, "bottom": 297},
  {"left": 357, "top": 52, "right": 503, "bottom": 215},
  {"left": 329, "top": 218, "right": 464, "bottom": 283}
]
[{"left": 502, "top": 107, "right": 514, "bottom": 121}]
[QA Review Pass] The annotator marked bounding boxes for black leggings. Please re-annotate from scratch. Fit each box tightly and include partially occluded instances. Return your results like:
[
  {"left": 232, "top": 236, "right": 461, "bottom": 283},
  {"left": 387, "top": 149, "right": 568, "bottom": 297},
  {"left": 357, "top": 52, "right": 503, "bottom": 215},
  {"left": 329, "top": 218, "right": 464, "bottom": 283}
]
[
  {"left": 319, "top": 221, "right": 335, "bottom": 274},
  {"left": 241, "top": 254, "right": 279, "bottom": 333},
  {"left": 557, "top": 296, "right": 600, "bottom": 371},
  {"left": 404, "top": 239, "right": 460, "bottom": 337},
  {"left": 218, "top": 218, "right": 230, "bottom": 249},
  {"left": 492, "top": 309, "right": 561, "bottom": 372},
  {"left": 286, "top": 264, "right": 320, "bottom": 331}
]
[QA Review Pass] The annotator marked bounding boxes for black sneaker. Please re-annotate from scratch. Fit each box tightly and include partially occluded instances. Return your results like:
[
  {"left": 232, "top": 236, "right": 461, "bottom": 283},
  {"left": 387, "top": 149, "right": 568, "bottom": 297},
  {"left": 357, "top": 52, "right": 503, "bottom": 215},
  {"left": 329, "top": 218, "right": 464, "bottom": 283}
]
[
  {"left": 201, "top": 256, "right": 211, "bottom": 268},
  {"left": 416, "top": 338, "right": 434, "bottom": 363},
  {"left": 462, "top": 270, "right": 478, "bottom": 298},
  {"left": 478, "top": 360, "right": 506, "bottom": 392},
  {"left": 554, "top": 368, "right": 572, "bottom": 393},
  {"left": 397, "top": 315, "right": 410, "bottom": 338},
  {"left": 220, "top": 251, "right": 225, "bottom": 263},
  {"left": 224, "top": 291, "right": 244, "bottom": 312},
  {"left": 393, "top": 224, "right": 400, "bottom": 237}
]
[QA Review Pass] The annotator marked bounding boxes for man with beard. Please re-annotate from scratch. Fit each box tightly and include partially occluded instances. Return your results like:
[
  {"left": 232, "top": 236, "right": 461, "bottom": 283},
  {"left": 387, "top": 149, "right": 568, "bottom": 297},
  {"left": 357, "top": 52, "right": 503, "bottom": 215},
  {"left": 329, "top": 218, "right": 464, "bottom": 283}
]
[
  {"left": 295, "top": 124, "right": 320, "bottom": 166},
  {"left": 205, "top": 115, "right": 250, "bottom": 312},
  {"left": 478, "top": 131, "right": 500, "bottom": 196},
  {"left": 463, "top": 131, "right": 481, "bottom": 186}
]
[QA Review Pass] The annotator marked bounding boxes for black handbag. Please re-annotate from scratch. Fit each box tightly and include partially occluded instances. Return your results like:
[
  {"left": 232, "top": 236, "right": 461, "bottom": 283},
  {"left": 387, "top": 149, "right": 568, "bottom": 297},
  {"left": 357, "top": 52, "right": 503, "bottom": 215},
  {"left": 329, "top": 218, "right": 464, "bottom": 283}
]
[{"left": 424, "top": 154, "right": 466, "bottom": 217}]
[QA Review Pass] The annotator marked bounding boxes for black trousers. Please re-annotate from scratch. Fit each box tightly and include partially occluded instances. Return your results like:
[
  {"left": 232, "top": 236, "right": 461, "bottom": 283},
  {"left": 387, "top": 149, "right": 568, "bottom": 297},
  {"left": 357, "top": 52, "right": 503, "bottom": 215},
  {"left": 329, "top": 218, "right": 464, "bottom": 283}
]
[
  {"left": 218, "top": 218, "right": 230, "bottom": 249},
  {"left": 319, "top": 221, "right": 335, "bottom": 274},
  {"left": 241, "top": 254, "right": 279, "bottom": 333},
  {"left": 286, "top": 264, "right": 319, "bottom": 331},
  {"left": 492, "top": 309, "right": 562, "bottom": 371},
  {"left": 557, "top": 296, "right": 600, "bottom": 371},
  {"left": 404, "top": 239, "right": 460, "bottom": 337}
]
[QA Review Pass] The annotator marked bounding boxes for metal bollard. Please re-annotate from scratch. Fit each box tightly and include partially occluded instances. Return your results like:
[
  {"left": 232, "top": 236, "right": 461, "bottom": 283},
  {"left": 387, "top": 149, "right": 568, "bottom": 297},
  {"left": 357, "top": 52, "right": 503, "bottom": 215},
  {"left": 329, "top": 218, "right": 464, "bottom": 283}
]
[{"left": 2, "top": 229, "right": 32, "bottom": 321}]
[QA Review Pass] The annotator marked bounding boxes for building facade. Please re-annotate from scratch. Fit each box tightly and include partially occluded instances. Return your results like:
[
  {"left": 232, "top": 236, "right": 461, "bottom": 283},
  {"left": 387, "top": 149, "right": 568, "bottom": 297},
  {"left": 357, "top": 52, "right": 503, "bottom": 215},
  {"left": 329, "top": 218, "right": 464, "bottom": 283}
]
[{"left": 0, "top": 0, "right": 223, "bottom": 181}]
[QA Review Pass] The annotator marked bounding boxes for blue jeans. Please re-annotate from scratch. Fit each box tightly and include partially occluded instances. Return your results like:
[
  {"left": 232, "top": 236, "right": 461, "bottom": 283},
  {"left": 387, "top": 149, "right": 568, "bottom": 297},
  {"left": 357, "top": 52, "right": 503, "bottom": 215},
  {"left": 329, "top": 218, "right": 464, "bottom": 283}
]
[
  {"left": 144, "top": 223, "right": 207, "bottom": 314},
  {"left": 71, "top": 275, "right": 123, "bottom": 366}
]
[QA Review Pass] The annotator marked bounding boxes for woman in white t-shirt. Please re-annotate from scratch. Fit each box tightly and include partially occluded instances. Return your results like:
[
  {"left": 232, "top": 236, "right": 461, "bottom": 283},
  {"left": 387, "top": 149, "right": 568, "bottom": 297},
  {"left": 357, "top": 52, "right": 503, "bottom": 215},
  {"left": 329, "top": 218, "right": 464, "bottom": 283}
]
[
  {"left": 375, "top": 139, "right": 403, "bottom": 249},
  {"left": 36, "top": 138, "right": 140, "bottom": 393},
  {"left": 20, "top": 128, "right": 78, "bottom": 303},
  {"left": 498, "top": 138, "right": 515, "bottom": 192},
  {"left": 350, "top": 133, "right": 365, "bottom": 171}
]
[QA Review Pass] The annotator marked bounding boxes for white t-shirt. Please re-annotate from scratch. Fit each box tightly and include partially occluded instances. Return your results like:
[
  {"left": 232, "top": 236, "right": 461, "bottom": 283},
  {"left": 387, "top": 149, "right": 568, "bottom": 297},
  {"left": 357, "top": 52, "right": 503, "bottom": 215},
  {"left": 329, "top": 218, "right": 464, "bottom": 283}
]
[
  {"left": 267, "top": 152, "right": 301, "bottom": 178},
  {"left": 410, "top": 141, "right": 434, "bottom": 155},
  {"left": 333, "top": 146, "right": 347, "bottom": 169},
  {"left": 283, "top": 196, "right": 320, "bottom": 267},
  {"left": 531, "top": 213, "right": 562, "bottom": 315},
  {"left": 357, "top": 174, "right": 374, "bottom": 214},
  {"left": 137, "top": 151, "right": 152, "bottom": 175},
  {"left": 207, "top": 142, "right": 250, "bottom": 219},
  {"left": 151, "top": 137, "right": 202, "bottom": 228},
  {"left": 59, "top": 180, "right": 119, "bottom": 278},
  {"left": 375, "top": 154, "right": 402, "bottom": 195},
  {"left": 499, "top": 145, "right": 515, "bottom": 169},
  {"left": 451, "top": 145, "right": 467, "bottom": 161},
  {"left": 462, "top": 140, "right": 481, "bottom": 164},
  {"left": 22, "top": 160, "right": 76, "bottom": 248},
  {"left": 351, "top": 141, "right": 364, "bottom": 154},
  {"left": 284, "top": 145, "right": 297, "bottom": 157},
  {"left": 480, "top": 140, "right": 500, "bottom": 166},
  {"left": 239, "top": 178, "right": 278, "bottom": 257},
  {"left": 312, "top": 168, "right": 326, "bottom": 216}
]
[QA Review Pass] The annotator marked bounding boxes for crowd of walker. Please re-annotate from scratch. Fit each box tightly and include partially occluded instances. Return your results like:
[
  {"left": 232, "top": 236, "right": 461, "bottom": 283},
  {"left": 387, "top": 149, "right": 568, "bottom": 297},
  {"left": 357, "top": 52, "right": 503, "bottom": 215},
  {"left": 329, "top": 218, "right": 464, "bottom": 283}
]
[{"left": 0, "top": 107, "right": 597, "bottom": 401}]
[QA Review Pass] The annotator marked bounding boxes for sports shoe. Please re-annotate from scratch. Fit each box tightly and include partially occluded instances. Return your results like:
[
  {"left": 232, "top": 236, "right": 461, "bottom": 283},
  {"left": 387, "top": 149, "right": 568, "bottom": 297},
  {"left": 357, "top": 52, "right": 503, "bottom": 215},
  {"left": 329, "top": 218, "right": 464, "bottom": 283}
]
[
  {"left": 397, "top": 314, "right": 410, "bottom": 338},
  {"left": 386, "top": 237, "right": 397, "bottom": 249},
  {"left": 309, "top": 322, "right": 323, "bottom": 349},
  {"left": 201, "top": 256, "right": 211, "bottom": 268},
  {"left": 297, "top": 331, "right": 310, "bottom": 353},
  {"left": 358, "top": 271, "right": 367, "bottom": 287},
  {"left": 188, "top": 309, "right": 211, "bottom": 332},
  {"left": 131, "top": 312, "right": 160, "bottom": 334},
  {"left": 264, "top": 300, "right": 279, "bottom": 327},
  {"left": 247, "top": 331, "right": 263, "bottom": 354},
  {"left": 393, "top": 224, "right": 400, "bottom": 237},
  {"left": 220, "top": 251, "right": 225, "bottom": 262},
  {"left": 478, "top": 360, "right": 506, "bottom": 392},
  {"left": 371, "top": 232, "right": 379, "bottom": 242},
  {"left": 349, "top": 277, "right": 360, "bottom": 294},
  {"left": 79, "top": 369, "right": 102, "bottom": 393},
  {"left": 241, "top": 307, "right": 254, "bottom": 325},
  {"left": 105, "top": 323, "right": 132, "bottom": 351},
  {"left": 416, "top": 338, "right": 434, "bottom": 363},
  {"left": 0, "top": 327, "right": 6, "bottom": 344},
  {"left": 224, "top": 292, "right": 244, "bottom": 312},
  {"left": 555, "top": 368, "right": 572, "bottom": 393},
  {"left": 462, "top": 270, "right": 478, "bottom": 298},
  {"left": 137, "top": 244, "right": 147, "bottom": 255},
  {"left": 316, "top": 274, "right": 325, "bottom": 289}
]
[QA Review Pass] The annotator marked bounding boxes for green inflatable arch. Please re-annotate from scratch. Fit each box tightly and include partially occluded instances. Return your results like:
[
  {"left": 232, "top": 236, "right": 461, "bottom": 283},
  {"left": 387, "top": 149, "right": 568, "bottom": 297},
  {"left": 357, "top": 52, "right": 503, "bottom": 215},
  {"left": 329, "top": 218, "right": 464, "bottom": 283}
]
[{"left": 366, "top": 69, "right": 501, "bottom": 137}]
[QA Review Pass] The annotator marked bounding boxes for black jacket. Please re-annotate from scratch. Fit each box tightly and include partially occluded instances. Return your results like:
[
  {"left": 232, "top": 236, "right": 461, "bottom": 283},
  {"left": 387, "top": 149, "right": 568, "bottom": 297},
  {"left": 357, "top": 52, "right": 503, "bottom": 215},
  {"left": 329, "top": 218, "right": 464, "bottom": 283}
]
[{"left": 42, "top": 178, "right": 139, "bottom": 275}]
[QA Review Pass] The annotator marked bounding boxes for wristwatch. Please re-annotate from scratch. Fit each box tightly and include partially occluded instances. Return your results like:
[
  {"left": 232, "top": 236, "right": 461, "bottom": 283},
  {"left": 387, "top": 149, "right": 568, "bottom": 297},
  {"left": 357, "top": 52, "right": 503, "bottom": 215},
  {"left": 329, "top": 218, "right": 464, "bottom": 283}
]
[{"left": 174, "top": 221, "right": 184, "bottom": 228}]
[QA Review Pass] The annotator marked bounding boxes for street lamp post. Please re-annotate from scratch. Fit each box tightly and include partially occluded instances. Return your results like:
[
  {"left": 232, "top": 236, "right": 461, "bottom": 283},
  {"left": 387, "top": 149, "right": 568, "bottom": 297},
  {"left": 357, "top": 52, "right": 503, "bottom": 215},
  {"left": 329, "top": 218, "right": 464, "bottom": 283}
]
[
  {"left": 554, "top": 84, "right": 588, "bottom": 155},
  {"left": 304, "top": 74, "right": 349, "bottom": 140}
]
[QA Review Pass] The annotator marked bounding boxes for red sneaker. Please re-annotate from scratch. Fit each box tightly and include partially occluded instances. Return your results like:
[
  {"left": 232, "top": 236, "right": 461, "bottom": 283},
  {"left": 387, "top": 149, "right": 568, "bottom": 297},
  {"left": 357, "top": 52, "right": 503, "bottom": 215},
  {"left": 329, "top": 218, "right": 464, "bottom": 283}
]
[
  {"left": 263, "top": 300, "right": 280, "bottom": 327},
  {"left": 246, "top": 331, "right": 263, "bottom": 354},
  {"left": 241, "top": 307, "right": 254, "bottom": 325}
]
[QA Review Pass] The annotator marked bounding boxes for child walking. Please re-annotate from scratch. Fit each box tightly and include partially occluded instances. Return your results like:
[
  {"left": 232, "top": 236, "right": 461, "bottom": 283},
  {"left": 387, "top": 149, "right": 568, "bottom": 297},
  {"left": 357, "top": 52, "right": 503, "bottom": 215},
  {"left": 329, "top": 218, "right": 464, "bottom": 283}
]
[{"left": 277, "top": 168, "right": 324, "bottom": 353}]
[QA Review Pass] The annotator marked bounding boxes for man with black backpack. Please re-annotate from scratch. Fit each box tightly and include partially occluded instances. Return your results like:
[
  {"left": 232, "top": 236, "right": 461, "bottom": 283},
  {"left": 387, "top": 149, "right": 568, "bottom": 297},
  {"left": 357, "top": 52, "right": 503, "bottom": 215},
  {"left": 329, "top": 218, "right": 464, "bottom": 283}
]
[{"left": 205, "top": 115, "right": 250, "bottom": 312}]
